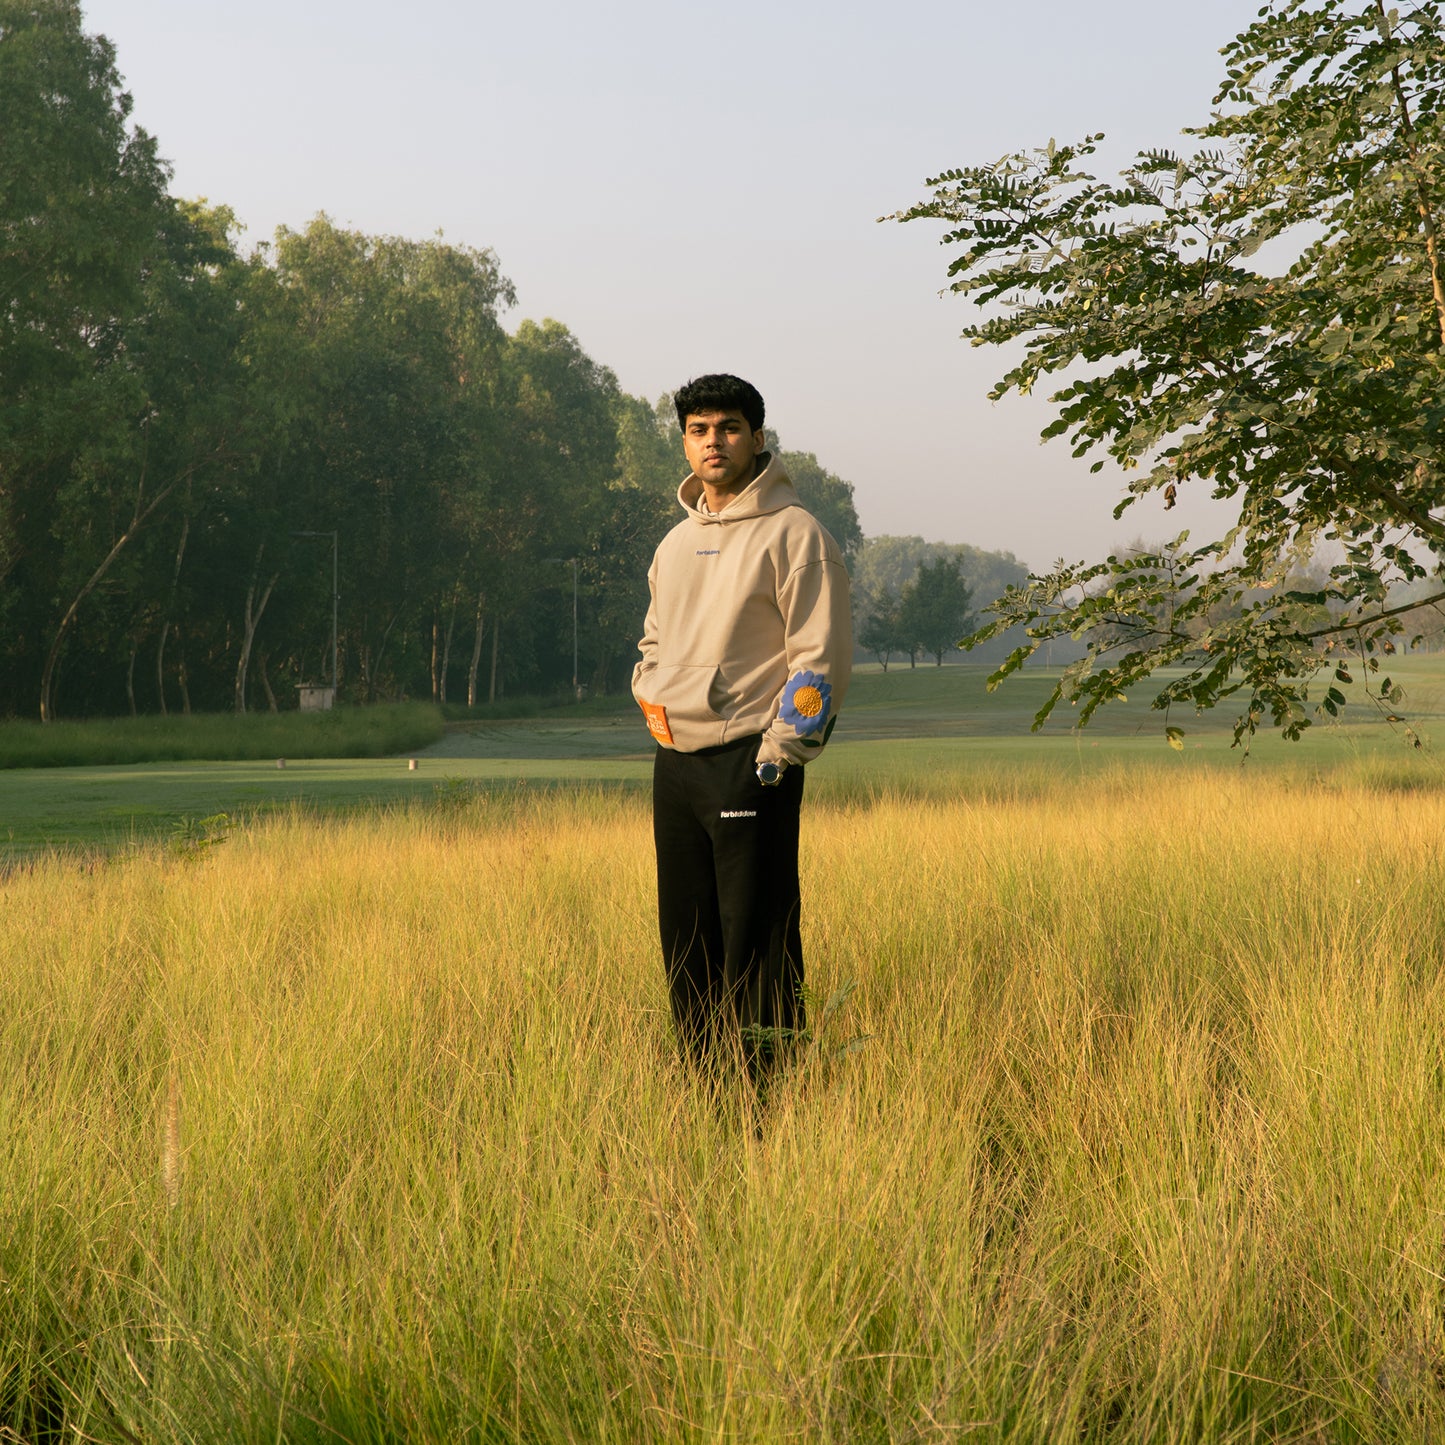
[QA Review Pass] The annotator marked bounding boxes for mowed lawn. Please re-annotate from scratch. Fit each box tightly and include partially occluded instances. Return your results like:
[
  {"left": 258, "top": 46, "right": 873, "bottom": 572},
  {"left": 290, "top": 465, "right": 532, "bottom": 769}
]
[
  {"left": 8, "top": 752, "right": 1445, "bottom": 1440},
  {"left": 6, "top": 657, "right": 1445, "bottom": 859}
]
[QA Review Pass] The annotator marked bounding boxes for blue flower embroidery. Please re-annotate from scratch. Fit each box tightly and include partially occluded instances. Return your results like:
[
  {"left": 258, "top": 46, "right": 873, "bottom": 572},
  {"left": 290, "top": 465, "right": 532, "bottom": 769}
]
[{"left": 780, "top": 670, "right": 831, "bottom": 737}]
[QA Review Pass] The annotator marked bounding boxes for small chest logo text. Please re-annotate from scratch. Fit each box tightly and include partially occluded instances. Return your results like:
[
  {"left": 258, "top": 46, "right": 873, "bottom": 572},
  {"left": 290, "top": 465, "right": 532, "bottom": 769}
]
[{"left": 720, "top": 809, "right": 757, "bottom": 819}]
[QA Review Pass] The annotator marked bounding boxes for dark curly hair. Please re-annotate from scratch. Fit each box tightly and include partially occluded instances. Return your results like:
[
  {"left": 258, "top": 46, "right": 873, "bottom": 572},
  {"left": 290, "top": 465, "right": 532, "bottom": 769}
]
[{"left": 673, "top": 374, "right": 765, "bottom": 433}]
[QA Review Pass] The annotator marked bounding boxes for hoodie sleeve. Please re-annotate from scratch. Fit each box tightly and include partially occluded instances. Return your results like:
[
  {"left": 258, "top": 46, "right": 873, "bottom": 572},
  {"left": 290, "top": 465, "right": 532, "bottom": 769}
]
[
  {"left": 631, "top": 552, "right": 660, "bottom": 699},
  {"left": 757, "top": 552, "right": 852, "bottom": 769}
]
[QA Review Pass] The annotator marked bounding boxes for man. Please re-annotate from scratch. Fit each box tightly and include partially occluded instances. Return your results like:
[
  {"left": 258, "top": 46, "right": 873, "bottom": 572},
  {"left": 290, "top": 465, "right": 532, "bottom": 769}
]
[{"left": 632, "top": 374, "right": 852, "bottom": 1078}]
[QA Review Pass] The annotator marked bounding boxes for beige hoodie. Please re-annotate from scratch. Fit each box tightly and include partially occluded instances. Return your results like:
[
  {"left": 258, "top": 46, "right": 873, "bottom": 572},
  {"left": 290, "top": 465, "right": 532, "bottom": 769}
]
[{"left": 632, "top": 453, "right": 851, "bottom": 766}]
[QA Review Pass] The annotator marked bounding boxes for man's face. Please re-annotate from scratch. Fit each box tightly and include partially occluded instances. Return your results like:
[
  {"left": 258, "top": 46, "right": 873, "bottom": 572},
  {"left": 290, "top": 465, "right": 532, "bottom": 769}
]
[{"left": 682, "top": 409, "right": 765, "bottom": 496}]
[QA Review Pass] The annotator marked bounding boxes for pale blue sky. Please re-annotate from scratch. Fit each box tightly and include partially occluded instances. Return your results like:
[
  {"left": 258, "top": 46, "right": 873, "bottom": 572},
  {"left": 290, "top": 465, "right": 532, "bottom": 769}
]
[{"left": 84, "top": 0, "right": 1266, "bottom": 568}]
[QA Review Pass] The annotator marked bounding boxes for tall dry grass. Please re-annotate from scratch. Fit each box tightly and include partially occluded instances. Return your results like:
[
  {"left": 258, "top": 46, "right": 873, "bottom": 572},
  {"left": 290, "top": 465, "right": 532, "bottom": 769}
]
[{"left": 5, "top": 765, "right": 1445, "bottom": 1441}]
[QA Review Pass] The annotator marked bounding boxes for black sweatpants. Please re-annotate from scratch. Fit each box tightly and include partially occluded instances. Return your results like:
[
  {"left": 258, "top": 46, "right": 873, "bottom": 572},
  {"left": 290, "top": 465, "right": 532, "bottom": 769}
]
[{"left": 652, "top": 735, "right": 806, "bottom": 1071}]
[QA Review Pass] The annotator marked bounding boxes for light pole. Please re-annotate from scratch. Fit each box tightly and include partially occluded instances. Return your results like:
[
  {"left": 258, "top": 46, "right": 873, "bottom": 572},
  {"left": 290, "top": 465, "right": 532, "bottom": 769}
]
[
  {"left": 292, "top": 530, "right": 338, "bottom": 694},
  {"left": 544, "top": 556, "right": 580, "bottom": 700}
]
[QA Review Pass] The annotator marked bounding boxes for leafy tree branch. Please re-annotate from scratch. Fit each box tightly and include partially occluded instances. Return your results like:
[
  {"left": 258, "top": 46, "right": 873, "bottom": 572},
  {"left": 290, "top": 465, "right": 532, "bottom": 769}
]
[{"left": 892, "top": 0, "right": 1445, "bottom": 745}]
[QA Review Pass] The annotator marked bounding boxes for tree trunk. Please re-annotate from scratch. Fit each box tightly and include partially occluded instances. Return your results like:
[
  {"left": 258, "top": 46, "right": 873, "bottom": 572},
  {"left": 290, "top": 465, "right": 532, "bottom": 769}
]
[
  {"left": 258, "top": 649, "right": 278, "bottom": 712},
  {"left": 125, "top": 639, "right": 139, "bottom": 716},
  {"left": 440, "top": 596, "right": 458, "bottom": 705},
  {"left": 156, "top": 622, "right": 170, "bottom": 715},
  {"left": 154, "top": 516, "right": 189, "bottom": 720},
  {"left": 430, "top": 614, "right": 440, "bottom": 702},
  {"left": 467, "top": 592, "right": 486, "bottom": 706},
  {"left": 178, "top": 645, "right": 191, "bottom": 715},
  {"left": 488, "top": 616, "right": 501, "bottom": 704},
  {"left": 235, "top": 543, "right": 279, "bottom": 714},
  {"left": 38, "top": 472, "right": 183, "bottom": 721},
  {"left": 366, "top": 613, "right": 401, "bottom": 702}
]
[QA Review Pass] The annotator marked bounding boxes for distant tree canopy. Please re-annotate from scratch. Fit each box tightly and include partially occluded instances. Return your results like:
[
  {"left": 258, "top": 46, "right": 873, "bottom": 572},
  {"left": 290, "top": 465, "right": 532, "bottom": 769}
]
[
  {"left": 853, "top": 537, "right": 1025, "bottom": 668},
  {"left": 896, "top": 0, "right": 1445, "bottom": 745},
  {"left": 771, "top": 443, "right": 864, "bottom": 564},
  {"left": 5, "top": 4, "right": 1038, "bottom": 721},
  {"left": 900, "top": 556, "right": 974, "bottom": 667},
  {"left": 0, "top": 4, "right": 886, "bottom": 720},
  {"left": 1, "top": 0, "right": 175, "bottom": 719}
]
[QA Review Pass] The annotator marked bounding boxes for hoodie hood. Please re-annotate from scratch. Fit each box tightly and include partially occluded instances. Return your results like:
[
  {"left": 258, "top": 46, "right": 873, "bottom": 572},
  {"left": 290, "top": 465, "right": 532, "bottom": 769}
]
[{"left": 677, "top": 452, "right": 801, "bottom": 525}]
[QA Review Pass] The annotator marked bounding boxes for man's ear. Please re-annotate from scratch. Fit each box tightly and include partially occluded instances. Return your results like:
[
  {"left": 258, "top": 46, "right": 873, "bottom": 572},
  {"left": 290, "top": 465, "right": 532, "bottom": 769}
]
[{"left": 752, "top": 427, "right": 767, "bottom": 455}]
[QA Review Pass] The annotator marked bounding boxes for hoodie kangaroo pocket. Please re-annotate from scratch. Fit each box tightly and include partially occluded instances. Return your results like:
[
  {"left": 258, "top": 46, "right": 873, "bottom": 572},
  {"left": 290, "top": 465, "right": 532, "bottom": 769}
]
[{"left": 644, "top": 662, "right": 724, "bottom": 727}]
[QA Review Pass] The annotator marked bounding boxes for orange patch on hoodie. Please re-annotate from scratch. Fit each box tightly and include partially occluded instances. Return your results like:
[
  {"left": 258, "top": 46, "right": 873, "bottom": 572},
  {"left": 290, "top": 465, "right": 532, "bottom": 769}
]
[{"left": 639, "top": 699, "right": 674, "bottom": 745}]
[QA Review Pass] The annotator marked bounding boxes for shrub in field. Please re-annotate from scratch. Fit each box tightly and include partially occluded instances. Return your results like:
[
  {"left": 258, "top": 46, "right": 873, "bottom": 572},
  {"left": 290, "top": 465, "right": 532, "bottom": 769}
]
[{"left": 5, "top": 769, "right": 1445, "bottom": 1439}]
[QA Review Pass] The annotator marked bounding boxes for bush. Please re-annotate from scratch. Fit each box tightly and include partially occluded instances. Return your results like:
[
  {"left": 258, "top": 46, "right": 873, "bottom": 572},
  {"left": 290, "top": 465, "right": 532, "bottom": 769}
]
[{"left": 0, "top": 704, "right": 446, "bottom": 769}]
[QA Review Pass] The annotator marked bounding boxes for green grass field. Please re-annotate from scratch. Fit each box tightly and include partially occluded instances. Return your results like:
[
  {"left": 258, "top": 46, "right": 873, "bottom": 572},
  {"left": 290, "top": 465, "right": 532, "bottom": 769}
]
[
  {"left": 5, "top": 659, "right": 1445, "bottom": 860},
  {"left": 7, "top": 661, "right": 1445, "bottom": 1441}
]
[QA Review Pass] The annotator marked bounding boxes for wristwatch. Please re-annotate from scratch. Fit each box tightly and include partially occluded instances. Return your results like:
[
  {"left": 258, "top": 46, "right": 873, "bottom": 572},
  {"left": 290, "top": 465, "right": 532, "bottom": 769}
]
[{"left": 756, "top": 759, "right": 787, "bottom": 787}]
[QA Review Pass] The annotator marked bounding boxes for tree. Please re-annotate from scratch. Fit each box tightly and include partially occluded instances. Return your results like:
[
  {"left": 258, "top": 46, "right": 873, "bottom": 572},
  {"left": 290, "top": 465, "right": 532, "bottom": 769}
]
[
  {"left": 859, "top": 595, "right": 904, "bottom": 669},
  {"left": 852, "top": 536, "right": 927, "bottom": 604},
  {"left": 489, "top": 318, "right": 619, "bottom": 698},
  {"left": 894, "top": 0, "right": 1445, "bottom": 745},
  {"left": 771, "top": 444, "right": 864, "bottom": 565},
  {"left": 0, "top": 0, "right": 173, "bottom": 717},
  {"left": 852, "top": 536, "right": 1026, "bottom": 668},
  {"left": 581, "top": 393, "right": 677, "bottom": 694},
  {"left": 38, "top": 199, "right": 253, "bottom": 723},
  {"left": 253, "top": 217, "right": 515, "bottom": 706},
  {"left": 898, "top": 555, "right": 973, "bottom": 666}
]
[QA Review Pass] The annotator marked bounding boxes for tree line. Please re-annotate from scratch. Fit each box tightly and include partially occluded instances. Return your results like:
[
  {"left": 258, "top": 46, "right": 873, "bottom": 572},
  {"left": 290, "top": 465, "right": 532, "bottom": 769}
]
[{"left": 1, "top": 1, "right": 1020, "bottom": 722}]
